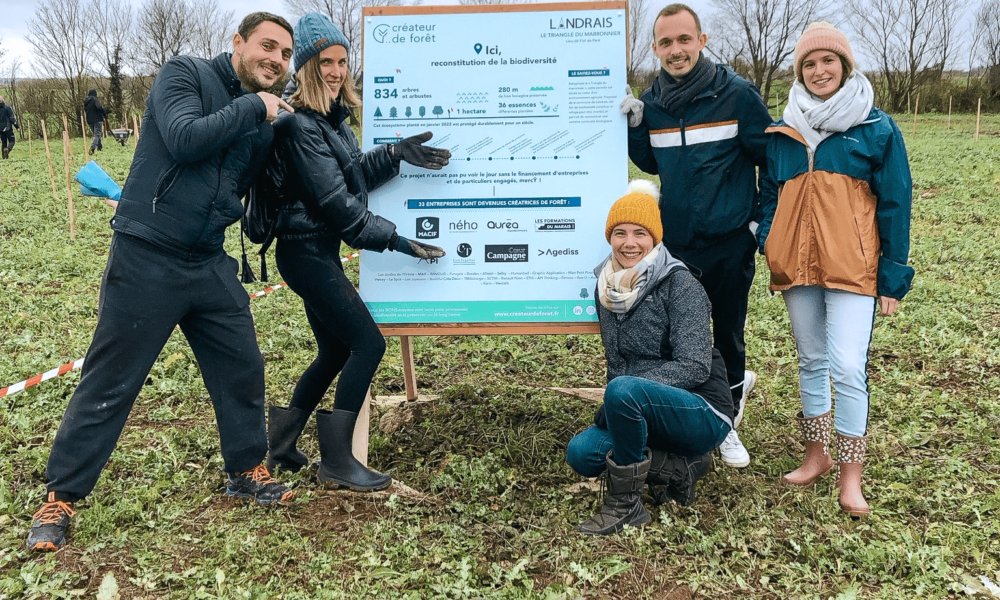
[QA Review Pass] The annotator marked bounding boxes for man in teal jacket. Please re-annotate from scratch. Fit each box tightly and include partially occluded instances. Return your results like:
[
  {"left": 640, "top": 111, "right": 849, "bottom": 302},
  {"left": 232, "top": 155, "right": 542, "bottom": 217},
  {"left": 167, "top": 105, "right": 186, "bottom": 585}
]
[{"left": 622, "top": 3, "right": 773, "bottom": 468}]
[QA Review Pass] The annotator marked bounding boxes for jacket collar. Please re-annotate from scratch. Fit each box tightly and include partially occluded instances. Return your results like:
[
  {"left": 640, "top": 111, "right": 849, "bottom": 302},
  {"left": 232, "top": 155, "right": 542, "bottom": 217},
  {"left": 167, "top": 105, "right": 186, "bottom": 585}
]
[
  {"left": 212, "top": 53, "right": 245, "bottom": 98},
  {"left": 649, "top": 62, "right": 730, "bottom": 105}
]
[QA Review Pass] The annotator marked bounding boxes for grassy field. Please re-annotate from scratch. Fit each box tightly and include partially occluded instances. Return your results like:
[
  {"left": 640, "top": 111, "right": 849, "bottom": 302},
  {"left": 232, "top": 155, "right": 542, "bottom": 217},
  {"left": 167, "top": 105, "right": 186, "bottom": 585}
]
[{"left": 1, "top": 113, "right": 999, "bottom": 599}]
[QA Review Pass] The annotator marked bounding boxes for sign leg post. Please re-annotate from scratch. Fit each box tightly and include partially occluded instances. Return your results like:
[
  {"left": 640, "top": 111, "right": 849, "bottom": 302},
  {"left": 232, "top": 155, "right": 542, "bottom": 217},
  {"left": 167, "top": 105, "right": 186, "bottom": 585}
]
[
  {"left": 352, "top": 387, "right": 372, "bottom": 466},
  {"left": 400, "top": 335, "right": 417, "bottom": 401}
]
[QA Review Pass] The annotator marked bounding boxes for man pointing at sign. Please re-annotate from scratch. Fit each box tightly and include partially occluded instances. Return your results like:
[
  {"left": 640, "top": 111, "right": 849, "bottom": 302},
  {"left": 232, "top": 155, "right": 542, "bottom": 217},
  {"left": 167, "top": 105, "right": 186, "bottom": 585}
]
[{"left": 622, "top": 4, "right": 772, "bottom": 468}]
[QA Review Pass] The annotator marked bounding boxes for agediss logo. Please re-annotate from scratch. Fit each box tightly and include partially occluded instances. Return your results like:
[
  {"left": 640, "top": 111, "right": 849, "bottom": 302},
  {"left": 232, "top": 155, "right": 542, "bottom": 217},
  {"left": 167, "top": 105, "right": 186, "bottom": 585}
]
[
  {"left": 537, "top": 247, "right": 580, "bottom": 257},
  {"left": 416, "top": 217, "right": 439, "bottom": 239},
  {"left": 549, "top": 16, "right": 613, "bottom": 29},
  {"left": 485, "top": 245, "right": 528, "bottom": 263}
]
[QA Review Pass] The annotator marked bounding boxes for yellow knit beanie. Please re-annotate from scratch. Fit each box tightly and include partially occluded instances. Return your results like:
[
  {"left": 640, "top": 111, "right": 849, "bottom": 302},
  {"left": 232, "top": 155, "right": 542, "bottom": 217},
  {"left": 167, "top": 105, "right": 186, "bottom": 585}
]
[
  {"left": 605, "top": 179, "right": 663, "bottom": 246},
  {"left": 794, "top": 22, "right": 855, "bottom": 85}
]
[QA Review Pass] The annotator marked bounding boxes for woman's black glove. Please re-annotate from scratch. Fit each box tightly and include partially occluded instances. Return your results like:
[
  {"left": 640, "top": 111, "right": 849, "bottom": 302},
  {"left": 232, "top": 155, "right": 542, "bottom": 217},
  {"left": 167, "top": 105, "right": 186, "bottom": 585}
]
[
  {"left": 391, "top": 132, "right": 451, "bottom": 170},
  {"left": 594, "top": 403, "right": 608, "bottom": 429},
  {"left": 393, "top": 234, "right": 446, "bottom": 259}
]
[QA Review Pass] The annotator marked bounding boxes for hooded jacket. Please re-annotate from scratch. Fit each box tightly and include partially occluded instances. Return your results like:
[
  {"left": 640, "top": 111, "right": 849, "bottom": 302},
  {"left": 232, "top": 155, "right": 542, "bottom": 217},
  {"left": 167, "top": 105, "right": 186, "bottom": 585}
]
[
  {"left": 261, "top": 101, "right": 398, "bottom": 250},
  {"left": 111, "top": 53, "right": 271, "bottom": 259},
  {"left": 0, "top": 102, "right": 17, "bottom": 132},
  {"left": 84, "top": 92, "right": 108, "bottom": 126},
  {"left": 756, "top": 108, "right": 914, "bottom": 299},
  {"left": 628, "top": 65, "right": 773, "bottom": 249},
  {"left": 595, "top": 247, "right": 734, "bottom": 425}
]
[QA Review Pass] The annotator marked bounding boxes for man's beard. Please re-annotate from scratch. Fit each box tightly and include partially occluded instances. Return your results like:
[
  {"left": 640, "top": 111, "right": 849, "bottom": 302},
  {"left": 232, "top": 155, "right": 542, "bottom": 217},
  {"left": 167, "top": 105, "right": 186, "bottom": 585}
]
[{"left": 236, "top": 52, "right": 278, "bottom": 93}]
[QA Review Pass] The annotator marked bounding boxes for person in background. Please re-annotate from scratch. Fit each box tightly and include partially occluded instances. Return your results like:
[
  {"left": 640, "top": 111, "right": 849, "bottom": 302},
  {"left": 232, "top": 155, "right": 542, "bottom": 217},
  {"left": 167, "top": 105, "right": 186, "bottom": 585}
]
[
  {"left": 566, "top": 180, "right": 734, "bottom": 536},
  {"left": 756, "top": 22, "right": 914, "bottom": 518},
  {"left": 260, "top": 12, "right": 450, "bottom": 491},
  {"left": 621, "top": 4, "right": 773, "bottom": 469},
  {"left": 26, "top": 12, "right": 297, "bottom": 552},
  {"left": 84, "top": 89, "right": 109, "bottom": 153},
  {"left": 0, "top": 94, "right": 20, "bottom": 159}
]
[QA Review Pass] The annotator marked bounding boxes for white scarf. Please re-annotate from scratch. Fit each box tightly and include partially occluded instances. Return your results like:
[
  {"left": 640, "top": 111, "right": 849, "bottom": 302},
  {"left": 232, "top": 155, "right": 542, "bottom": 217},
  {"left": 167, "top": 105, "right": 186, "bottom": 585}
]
[
  {"left": 783, "top": 70, "right": 875, "bottom": 151},
  {"left": 597, "top": 245, "right": 661, "bottom": 313}
]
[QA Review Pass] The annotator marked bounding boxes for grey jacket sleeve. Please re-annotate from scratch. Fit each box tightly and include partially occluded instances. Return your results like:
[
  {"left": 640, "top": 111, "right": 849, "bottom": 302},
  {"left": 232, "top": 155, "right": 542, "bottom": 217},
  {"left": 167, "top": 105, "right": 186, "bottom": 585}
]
[{"left": 628, "top": 271, "right": 714, "bottom": 388}]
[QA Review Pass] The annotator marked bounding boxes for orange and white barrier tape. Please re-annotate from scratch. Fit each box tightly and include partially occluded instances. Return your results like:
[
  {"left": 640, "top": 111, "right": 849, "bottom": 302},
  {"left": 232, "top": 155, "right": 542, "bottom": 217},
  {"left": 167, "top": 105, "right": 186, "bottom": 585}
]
[{"left": 0, "top": 252, "right": 362, "bottom": 399}]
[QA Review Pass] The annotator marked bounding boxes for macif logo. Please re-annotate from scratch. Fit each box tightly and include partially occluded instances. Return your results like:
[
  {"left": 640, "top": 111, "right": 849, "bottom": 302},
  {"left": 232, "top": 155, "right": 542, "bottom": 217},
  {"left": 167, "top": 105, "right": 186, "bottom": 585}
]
[
  {"left": 549, "top": 16, "right": 613, "bottom": 29},
  {"left": 416, "top": 217, "right": 439, "bottom": 239}
]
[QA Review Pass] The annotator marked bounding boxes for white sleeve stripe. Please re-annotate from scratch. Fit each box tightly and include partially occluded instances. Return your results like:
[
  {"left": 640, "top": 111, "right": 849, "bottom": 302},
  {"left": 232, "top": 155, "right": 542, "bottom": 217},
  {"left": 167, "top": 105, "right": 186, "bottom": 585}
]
[{"left": 650, "top": 123, "right": 739, "bottom": 148}]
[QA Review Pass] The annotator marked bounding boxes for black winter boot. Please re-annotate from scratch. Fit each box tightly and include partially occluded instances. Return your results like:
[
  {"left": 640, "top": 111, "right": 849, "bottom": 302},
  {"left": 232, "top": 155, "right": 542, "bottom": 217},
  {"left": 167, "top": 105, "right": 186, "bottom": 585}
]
[
  {"left": 577, "top": 450, "right": 651, "bottom": 535},
  {"left": 647, "top": 449, "right": 713, "bottom": 507},
  {"left": 266, "top": 405, "right": 311, "bottom": 473},
  {"left": 316, "top": 409, "right": 391, "bottom": 491}
]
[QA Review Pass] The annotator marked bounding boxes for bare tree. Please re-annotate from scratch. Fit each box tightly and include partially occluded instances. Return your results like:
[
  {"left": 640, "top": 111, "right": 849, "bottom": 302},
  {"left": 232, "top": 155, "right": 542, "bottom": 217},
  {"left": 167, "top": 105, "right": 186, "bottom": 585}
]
[
  {"left": 137, "top": 0, "right": 192, "bottom": 74},
  {"left": 188, "top": 0, "right": 236, "bottom": 59},
  {"left": 847, "top": 0, "right": 965, "bottom": 111},
  {"left": 707, "top": 0, "right": 825, "bottom": 102},
  {"left": 626, "top": 0, "right": 654, "bottom": 86},
  {"left": 91, "top": 0, "right": 133, "bottom": 123},
  {"left": 976, "top": 0, "right": 1000, "bottom": 95},
  {"left": 0, "top": 58, "right": 23, "bottom": 136},
  {"left": 27, "top": 0, "right": 92, "bottom": 135}
]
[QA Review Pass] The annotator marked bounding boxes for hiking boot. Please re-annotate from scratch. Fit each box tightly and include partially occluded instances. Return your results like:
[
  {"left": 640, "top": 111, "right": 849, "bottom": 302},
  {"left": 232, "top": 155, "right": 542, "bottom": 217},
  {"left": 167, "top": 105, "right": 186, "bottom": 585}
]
[
  {"left": 226, "top": 464, "right": 294, "bottom": 505},
  {"left": 267, "top": 405, "right": 311, "bottom": 473},
  {"left": 27, "top": 492, "right": 74, "bottom": 551},
  {"left": 316, "top": 409, "right": 391, "bottom": 491},
  {"left": 2, "top": 147, "right": 8, "bottom": 159},
  {"left": 720, "top": 429, "right": 750, "bottom": 468},
  {"left": 578, "top": 450, "right": 651, "bottom": 535}
]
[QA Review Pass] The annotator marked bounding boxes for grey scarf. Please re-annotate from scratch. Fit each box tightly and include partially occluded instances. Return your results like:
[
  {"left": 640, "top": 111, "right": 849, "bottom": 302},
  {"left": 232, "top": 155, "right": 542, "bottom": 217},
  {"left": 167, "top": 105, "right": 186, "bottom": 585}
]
[{"left": 656, "top": 55, "right": 716, "bottom": 117}]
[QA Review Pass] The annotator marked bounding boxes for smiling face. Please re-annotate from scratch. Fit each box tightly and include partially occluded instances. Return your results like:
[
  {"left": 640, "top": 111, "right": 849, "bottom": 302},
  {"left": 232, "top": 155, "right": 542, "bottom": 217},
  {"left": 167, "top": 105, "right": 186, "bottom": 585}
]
[
  {"left": 651, "top": 10, "right": 707, "bottom": 79},
  {"left": 318, "top": 45, "right": 349, "bottom": 100},
  {"left": 610, "top": 224, "right": 656, "bottom": 269},
  {"left": 801, "top": 50, "right": 845, "bottom": 100},
  {"left": 231, "top": 20, "right": 293, "bottom": 92}
]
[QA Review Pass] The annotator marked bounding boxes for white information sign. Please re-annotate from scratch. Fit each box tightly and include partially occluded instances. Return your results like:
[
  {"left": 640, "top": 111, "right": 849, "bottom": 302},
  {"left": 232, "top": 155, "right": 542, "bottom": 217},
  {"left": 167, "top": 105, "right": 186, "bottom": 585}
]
[{"left": 360, "top": 3, "right": 628, "bottom": 323}]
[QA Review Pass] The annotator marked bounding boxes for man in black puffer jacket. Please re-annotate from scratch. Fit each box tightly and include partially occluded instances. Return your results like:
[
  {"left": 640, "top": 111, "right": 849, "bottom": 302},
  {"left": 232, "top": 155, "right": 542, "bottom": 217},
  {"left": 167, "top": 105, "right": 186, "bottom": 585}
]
[
  {"left": 0, "top": 94, "right": 19, "bottom": 159},
  {"left": 27, "top": 12, "right": 298, "bottom": 553},
  {"left": 83, "top": 89, "right": 109, "bottom": 152}
]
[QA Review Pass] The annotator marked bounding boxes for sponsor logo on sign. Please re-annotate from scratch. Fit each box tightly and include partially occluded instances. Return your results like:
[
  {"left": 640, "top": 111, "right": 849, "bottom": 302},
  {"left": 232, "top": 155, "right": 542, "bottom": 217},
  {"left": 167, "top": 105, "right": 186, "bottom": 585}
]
[
  {"left": 537, "top": 247, "right": 580, "bottom": 257},
  {"left": 416, "top": 217, "right": 439, "bottom": 239},
  {"left": 457, "top": 243, "right": 473, "bottom": 258},
  {"left": 485, "top": 244, "right": 528, "bottom": 262},
  {"left": 535, "top": 218, "right": 576, "bottom": 232},
  {"left": 448, "top": 220, "right": 478, "bottom": 231},
  {"left": 487, "top": 219, "right": 526, "bottom": 232}
]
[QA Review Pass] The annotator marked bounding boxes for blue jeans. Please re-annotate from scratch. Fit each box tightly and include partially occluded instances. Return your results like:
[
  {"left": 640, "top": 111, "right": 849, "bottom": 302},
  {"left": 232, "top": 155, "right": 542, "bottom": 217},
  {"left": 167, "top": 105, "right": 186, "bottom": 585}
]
[
  {"left": 566, "top": 376, "right": 731, "bottom": 476},
  {"left": 782, "top": 286, "right": 876, "bottom": 437}
]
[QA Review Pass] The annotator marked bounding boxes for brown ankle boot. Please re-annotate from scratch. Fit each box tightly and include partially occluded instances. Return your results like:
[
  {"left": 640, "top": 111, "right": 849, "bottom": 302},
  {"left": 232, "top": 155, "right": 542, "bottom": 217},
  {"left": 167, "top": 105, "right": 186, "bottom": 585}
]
[
  {"left": 783, "top": 410, "right": 834, "bottom": 486},
  {"left": 836, "top": 433, "right": 870, "bottom": 518}
]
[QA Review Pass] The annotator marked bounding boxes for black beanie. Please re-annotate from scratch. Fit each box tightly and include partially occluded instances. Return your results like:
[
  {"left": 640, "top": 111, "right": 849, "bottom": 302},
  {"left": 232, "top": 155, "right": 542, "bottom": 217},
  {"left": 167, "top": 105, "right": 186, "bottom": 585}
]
[{"left": 88, "top": 89, "right": 97, "bottom": 97}]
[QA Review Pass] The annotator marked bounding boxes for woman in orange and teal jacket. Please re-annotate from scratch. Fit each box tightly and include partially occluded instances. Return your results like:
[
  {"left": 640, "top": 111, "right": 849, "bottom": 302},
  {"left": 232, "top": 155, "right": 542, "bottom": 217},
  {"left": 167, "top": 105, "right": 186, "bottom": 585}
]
[{"left": 756, "top": 22, "right": 914, "bottom": 518}]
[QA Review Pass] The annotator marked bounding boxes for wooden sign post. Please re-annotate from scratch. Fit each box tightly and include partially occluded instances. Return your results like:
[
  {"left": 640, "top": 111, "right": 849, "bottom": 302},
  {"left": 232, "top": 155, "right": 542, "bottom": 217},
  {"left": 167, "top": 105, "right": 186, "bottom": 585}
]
[
  {"left": 40, "top": 121, "right": 60, "bottom": 206},
  {"left": 976, "top": 98, "right": 982, "bottom": 140},
  {"left": 80, "top": 114, "right": 89, "bottom": 161},
  {"left": 61, "top": 130, "right": 77, "bottom": 240}
]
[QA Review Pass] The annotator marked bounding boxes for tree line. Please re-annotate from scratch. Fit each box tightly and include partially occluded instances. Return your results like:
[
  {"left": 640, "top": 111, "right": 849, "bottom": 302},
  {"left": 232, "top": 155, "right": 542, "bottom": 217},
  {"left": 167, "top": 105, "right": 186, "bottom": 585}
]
[{"left": 2, "top": 0, "right": 1000, "bottom": 139}]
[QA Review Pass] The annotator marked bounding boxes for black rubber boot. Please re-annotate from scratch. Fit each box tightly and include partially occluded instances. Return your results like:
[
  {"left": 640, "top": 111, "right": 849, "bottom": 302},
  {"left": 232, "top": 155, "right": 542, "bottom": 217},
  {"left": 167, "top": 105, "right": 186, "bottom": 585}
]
[
  {"left": 266, "top": 405, "right": 311, "bottom": 473},
  {"left": 647, "top": 449, "right": 713, "bottom": 507},
  {"left": 316, "top": 409, "right": 391, "bottom": 491},
  {"left": 577, "top": 450, "right": 651, "bottom": 535}
]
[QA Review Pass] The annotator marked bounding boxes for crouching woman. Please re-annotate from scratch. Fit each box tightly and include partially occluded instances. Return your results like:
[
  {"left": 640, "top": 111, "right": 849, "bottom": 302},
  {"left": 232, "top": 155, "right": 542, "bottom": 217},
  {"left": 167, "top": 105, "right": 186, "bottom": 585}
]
[{"left": 566, "top": 180, "right": 735, "bottom": 535}]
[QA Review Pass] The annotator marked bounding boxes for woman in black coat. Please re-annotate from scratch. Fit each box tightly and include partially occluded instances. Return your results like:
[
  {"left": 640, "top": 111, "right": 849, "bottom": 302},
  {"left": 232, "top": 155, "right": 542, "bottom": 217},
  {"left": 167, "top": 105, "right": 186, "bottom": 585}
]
[{"left": 261, "top": 12, "right": 450, "bottom": 490}]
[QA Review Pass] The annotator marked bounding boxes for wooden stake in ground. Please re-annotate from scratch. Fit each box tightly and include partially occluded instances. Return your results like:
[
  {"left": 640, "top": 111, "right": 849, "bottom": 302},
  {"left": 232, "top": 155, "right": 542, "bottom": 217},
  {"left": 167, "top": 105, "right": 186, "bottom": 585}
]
[
  {"left": 80, "top": 114, "right": 89, "bottom": 161},
  {"left": 948, "top": 96, "right": 952, "bottom": 130},
  {"left": 61, "top": 129, "right": 77, "bottom": 240},
  {"left": 912, "top": 96, "right": 919, "bottom": 135},
  {"left": 40, "top": 121, "right": 60, "bottom": 205},
  {"left": 27, "top": 122, "right": 32, "bottom": 158},
  {"left": 976, "top": 98, "right": 982, "bottom": 140},
  {"left": 133, "top": 114, "right": 141, "bottom": 143},
  {"left": 61, "top": 114, "right": 74, "bottom": 161}
]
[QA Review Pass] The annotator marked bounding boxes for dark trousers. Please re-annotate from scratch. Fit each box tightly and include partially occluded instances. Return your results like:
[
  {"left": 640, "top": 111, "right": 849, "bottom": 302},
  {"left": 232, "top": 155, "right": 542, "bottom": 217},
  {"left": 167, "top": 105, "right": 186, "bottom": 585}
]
[
  {"left": 1, "top": 129, "right": 14, "bottom": 151},
  {"left": 275, "top": 236, "right": 386, "bottom": 415},
  {"left": 566, "top": 376, "right": 730, "bottom": 476},
  {"left": 669, "top": 228, "right": 757, "bottom": 402},
  {"left": 89, "top": 121, "right": 103, "bottom": 151},
  {"left": 47, "top": 234, "right": 267, "bottom": 502}
]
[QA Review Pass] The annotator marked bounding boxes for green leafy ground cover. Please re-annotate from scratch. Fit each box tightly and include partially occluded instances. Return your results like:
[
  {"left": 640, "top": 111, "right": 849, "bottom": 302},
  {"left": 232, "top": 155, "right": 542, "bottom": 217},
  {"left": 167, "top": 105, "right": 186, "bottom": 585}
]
[{"left": 1, "top": 114, "right": 998, "bottom": 599}]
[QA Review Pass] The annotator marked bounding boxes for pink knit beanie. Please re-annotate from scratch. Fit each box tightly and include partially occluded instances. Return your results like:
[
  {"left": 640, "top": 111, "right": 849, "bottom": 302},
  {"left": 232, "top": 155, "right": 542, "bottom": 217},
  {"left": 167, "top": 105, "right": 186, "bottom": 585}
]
[{"left": 793, "top": 22, "right": 855, "bottom": 84}]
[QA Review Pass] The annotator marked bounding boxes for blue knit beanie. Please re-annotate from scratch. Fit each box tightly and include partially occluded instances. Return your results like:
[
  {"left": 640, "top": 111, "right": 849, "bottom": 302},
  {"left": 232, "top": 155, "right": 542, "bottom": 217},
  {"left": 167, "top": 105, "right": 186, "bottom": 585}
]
[{"left": 294, "top": 12, "right": 350, "bottom": 73}]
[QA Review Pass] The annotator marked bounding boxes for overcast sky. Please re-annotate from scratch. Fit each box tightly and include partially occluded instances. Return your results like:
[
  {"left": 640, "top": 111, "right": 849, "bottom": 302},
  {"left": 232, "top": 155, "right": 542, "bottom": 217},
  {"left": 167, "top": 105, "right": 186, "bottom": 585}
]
[{"left": 1, "top": 0, "right": 723, "bottom": 78}]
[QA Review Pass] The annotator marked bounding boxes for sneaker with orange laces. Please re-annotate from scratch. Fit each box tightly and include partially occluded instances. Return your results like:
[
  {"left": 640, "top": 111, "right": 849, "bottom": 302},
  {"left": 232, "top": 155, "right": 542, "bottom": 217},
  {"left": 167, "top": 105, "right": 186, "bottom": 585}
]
[
  {"left": 226, "top": 464, "right": 294, "bottom": 505},
  {"left": 27, "top": 492, "right": 75, "bottom": 551}
]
